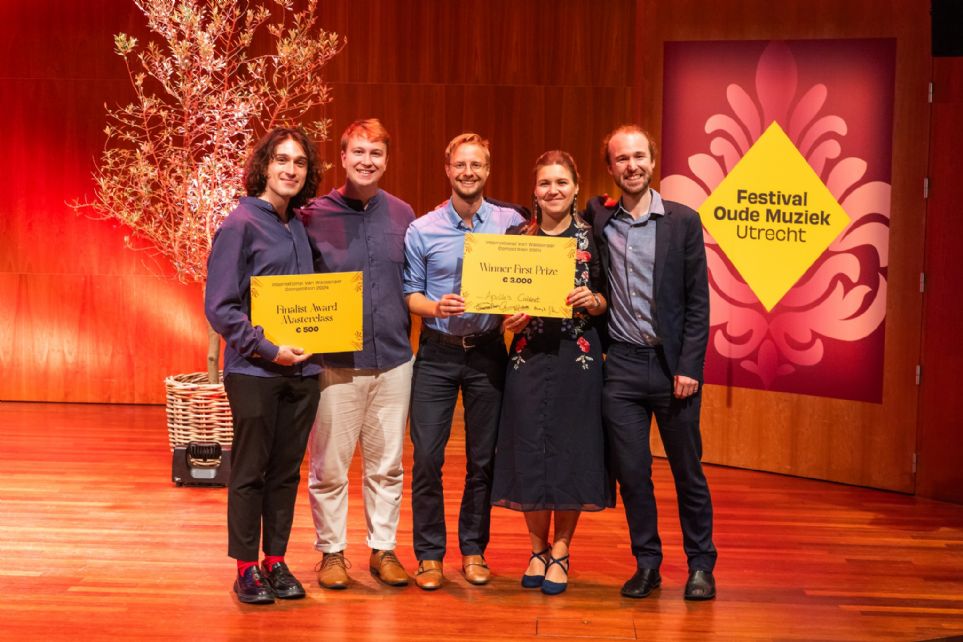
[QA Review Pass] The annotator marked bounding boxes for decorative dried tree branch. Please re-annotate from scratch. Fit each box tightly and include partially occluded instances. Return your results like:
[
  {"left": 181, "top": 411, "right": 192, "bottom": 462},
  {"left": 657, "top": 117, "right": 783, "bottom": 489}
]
[
  {"left": 73, "top": 0, "right": 344, "bottom": 286},
  {"left": 71, "top": 0, "right": 343, "bottom": 383}
]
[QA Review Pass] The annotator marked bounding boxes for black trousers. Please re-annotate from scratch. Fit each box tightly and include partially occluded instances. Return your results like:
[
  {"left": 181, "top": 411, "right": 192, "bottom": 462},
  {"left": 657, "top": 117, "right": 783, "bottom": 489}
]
[
  {"left": 409, "top": 338, "right": 507, "bottom": 561},
  {"left": 223, "top": 373, "right": 320, "bottom": 561},
  {"left": 602, "top": 342, "right": 717, "bottom": 572}
]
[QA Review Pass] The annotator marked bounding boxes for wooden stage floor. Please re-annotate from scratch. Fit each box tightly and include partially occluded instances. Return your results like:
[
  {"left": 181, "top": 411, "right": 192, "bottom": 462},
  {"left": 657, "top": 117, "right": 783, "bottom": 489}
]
[{"left": 2, "top": 401, "right": 963, "bottom": 641}]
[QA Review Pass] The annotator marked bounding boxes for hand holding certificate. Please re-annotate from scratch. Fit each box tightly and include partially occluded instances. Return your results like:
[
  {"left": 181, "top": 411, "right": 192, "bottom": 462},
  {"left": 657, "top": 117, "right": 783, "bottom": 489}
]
[
  {"left": 251, "top": 272, "right": 363, "bottom": 353},
  {"left": 461, "top": 234, "right": 575, "bottom": 318}
]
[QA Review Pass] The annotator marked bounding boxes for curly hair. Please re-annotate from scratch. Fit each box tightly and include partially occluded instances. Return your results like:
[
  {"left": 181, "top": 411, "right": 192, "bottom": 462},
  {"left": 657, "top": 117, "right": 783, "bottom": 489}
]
[{"left": 243, "top": 127, "right": 321, "bottom": 211}]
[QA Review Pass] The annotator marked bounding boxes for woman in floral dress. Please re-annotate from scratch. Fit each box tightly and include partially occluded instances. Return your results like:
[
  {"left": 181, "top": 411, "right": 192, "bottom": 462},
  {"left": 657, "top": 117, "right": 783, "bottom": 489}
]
[{"left": 491, "top": 150, "right": 612, "bottom": 595}]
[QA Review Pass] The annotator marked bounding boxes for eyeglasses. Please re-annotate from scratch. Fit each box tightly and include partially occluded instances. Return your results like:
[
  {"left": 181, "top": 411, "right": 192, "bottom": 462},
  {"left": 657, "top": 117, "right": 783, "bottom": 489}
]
[
  {"left": 273, "top": 154, "right": 308, "bottom": 169},
  {"left": 449, "top": 161, "right": 488, "bottom": 172}
]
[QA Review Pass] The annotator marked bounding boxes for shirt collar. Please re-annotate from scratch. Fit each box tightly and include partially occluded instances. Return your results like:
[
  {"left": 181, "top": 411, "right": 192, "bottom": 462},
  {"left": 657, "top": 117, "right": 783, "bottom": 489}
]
[
  {"left": 615, "top": 188, "right": 665, "bottom": 222},
  {"left": 331, "top": 187, "right": 382, "bottom": 212},
  {"left": 242, "top": 195, "right": 284, "bottom": 220},
  {"left": 445, "top": 197, "right": 490, "bottom": 230}
]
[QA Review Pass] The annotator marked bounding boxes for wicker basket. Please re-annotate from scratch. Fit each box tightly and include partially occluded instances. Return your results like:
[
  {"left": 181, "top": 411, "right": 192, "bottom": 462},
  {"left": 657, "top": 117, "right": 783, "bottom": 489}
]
[{"left": 164, "top": 372, "right": 234, "bottom": 451}]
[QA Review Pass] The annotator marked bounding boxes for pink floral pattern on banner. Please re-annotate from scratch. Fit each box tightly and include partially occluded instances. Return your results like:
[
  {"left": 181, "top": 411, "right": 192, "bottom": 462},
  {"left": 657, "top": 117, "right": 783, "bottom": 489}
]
[{"left": 661, "top": 39, "right": 894, "bottom": 402}]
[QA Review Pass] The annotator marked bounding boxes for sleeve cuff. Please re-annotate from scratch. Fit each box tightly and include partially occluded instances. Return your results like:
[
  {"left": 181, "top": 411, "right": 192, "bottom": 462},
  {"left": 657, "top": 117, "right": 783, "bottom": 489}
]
[{"left": 256, "top": 340, "right": 279, "bottom": 363}]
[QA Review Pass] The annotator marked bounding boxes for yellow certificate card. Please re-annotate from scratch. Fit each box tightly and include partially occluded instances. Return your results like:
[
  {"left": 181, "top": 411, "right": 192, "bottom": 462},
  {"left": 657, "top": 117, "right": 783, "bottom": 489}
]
[
  {"left": 250, "top": 272, "right": 363, "bottom": 353},
  {"left": 461, "top": 234, "right": 575, "bottom": 318}
]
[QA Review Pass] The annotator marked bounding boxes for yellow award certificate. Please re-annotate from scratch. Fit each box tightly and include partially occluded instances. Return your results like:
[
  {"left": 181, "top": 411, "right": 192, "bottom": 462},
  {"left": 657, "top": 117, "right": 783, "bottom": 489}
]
[
  {"left": 250, "top": 272, "right": 363, "bottom": 353},
  {"left": 461, "top": 234, "right": 575, "bottom": 318}
]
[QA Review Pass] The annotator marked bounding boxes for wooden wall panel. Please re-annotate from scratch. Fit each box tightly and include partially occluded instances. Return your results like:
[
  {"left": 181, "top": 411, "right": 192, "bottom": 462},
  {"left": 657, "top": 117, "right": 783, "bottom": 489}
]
[
  {"left": 0, "top": 0, "right": 637, "bottom": 404},
  {"left": 0, "top": 77, "right": 176, "bottom": 279},
  {"left": 917, "top": 56, "right": 963, "bottom": 503},
  {"left": 314, "top": 83, "right": 633, "bottom": 216},
  {"left": 313, "top": 0, "right": 635, "bottom": 87},
  {"left": 634, "top": 0, "right": 930, "bottom": 491},
  {"left": 0, "top": 273, "right": 207, "bottom": 403}
]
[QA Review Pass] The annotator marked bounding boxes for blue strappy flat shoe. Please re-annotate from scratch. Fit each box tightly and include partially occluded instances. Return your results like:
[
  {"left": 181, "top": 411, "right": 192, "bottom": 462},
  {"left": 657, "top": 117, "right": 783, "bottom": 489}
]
[
  {"left": 521, "top": 547, "right": 551, "bottom": 589},
  {"left": 540, "top": 554, "right": 569, "bottom": 595}
]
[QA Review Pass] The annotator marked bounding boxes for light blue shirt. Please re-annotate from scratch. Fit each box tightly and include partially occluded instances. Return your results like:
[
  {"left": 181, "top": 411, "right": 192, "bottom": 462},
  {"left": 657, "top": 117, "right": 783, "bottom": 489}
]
[
  {"left": 404, "top": 199, "right": 525, "bottom": 336},
  {"left": 604, "top": 189, "right": 665, "bottom": 346}
]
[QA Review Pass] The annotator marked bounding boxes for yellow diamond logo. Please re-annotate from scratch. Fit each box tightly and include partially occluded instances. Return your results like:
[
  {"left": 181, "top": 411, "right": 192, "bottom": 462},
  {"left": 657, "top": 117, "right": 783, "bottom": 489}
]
[{"left": 698, "top": 122, "right": 850, "bottom": 311}]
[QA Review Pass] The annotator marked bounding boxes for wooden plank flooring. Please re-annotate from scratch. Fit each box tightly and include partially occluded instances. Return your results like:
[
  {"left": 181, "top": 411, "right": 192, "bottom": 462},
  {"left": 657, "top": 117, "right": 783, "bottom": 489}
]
[{"left": 1, "top": 401, "right": 962, "bottom": 641}]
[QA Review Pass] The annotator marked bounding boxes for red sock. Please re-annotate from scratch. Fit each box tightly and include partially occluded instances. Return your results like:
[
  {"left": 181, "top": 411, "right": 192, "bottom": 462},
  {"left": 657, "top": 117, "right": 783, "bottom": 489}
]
[
  {"left": 237, "top": 560, "right": 258, "bottom": 576},
  {"left": 262, "top": 555, "right": 284, "bottom": 570}
]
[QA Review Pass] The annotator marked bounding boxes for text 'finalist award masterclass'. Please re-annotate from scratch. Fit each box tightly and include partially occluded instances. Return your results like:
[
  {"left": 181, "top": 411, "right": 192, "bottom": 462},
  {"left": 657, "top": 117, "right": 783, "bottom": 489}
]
[{"left": 251, "top": 272, "right": 363, "bottom": 353}]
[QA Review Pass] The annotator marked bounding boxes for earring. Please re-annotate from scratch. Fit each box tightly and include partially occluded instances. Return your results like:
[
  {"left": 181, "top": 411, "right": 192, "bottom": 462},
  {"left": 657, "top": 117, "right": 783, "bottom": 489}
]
[{"left": 532, "top": 194, "right": 541, "bottom": 224}]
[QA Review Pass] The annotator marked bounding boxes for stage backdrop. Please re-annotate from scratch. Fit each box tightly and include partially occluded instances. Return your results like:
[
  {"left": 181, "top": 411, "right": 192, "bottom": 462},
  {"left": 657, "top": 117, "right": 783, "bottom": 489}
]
[
  {"left": 661, "top": 39, "right": 894, "bottom": 404},
  {"left": 1, "top": 0, "right": 934, "bottom": 492},
  {"left": 635, "top": 2, "right": 928, "bottom": 492}
]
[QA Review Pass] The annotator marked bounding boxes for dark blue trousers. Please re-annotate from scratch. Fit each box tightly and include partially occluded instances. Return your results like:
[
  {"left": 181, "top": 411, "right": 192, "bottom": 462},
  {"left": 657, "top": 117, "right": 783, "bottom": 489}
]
[
  {"left": 602, "top": 342, "right": 717, "bottom": 572},
  {"left": 409, "top": 338, "right": 507, "bottom": 561}
]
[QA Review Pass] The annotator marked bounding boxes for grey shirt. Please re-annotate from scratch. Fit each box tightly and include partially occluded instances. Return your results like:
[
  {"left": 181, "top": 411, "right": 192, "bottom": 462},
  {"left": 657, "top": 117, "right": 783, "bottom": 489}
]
[{"left": 603, "top": 189, "right": 666, "bottom": 347}]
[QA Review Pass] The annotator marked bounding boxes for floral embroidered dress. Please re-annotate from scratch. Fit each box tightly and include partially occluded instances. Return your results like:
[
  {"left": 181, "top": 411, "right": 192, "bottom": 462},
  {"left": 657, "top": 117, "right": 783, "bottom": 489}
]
[{"left": 491, "top": 219, "right": 613, "bottom": 512}]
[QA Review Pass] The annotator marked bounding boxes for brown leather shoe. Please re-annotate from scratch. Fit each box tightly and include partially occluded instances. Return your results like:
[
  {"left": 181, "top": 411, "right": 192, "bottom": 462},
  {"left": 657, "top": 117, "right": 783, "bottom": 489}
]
[
  {"left": 315, "top": 551, "right": 350, "bottom": 590},
  {"left": 462, "top": 554, "right": 491, "bottom": 585},
  {"left": 369, "top": 549, "right": 409, "bottom": 586},
  {"left": 414, "top": 559, "right": 444, "bottom": 591}
]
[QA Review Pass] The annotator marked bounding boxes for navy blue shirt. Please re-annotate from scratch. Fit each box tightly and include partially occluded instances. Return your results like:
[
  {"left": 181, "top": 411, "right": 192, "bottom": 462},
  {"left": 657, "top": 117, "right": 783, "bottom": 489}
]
[
  {"left": 205, "top": 197, "right": 322, "bottom": 378},
  {"left": 403, "top": 199, "right": 525, "bottom": 336},
  {"left": 300, "top": 189, "right": 415, "bottom": 369}
]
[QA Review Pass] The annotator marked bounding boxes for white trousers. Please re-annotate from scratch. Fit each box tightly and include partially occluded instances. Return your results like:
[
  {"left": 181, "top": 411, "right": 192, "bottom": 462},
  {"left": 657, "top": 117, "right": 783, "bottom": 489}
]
[{"left": 307, "top": 358, "right": 413, "bottom": 552}]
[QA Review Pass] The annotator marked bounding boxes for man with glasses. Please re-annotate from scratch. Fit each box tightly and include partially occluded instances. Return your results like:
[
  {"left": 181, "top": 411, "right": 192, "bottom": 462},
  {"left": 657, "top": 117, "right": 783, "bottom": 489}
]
[{"left": 403, "top": 133, "right": 525, "bottom": 590}]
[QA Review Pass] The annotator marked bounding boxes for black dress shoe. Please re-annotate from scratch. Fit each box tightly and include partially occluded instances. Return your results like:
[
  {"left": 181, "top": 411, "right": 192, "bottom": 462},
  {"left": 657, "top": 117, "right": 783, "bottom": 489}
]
[
  {"left": 684, "top": 569, "right": 716, "bottom": 600},
  {"left": 234, "top": 565, "right": 275, "bottom": 604},
  {"left": 263, "top": 561, "right": 306, "bottom": 599},
  {"left": 620, "top": 568, "right": 661, "bottom": 598}
]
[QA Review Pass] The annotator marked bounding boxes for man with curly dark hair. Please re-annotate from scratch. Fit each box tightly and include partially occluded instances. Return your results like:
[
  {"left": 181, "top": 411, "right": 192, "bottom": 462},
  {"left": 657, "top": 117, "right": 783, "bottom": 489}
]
[
  {"left": 205, "top": 126, "right": 322, "bottom": 605},
  {"left": 242, "top": 127, "right": 321, "bottom": 211}
]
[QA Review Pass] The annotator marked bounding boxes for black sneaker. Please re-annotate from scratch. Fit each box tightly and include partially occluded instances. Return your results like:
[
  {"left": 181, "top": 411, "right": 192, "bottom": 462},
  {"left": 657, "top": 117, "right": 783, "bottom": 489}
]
[
  {"left": 263, "top": 561, "right": 306, "bottom": 599},
  {"left": 234, "top": 565, "right": 276, "bottom": 604}
]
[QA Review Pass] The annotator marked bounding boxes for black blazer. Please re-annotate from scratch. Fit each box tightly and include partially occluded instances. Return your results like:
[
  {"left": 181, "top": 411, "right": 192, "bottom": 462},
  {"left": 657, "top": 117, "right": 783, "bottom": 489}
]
[{"left": 585, "top": 194, "right": 710, "bottom": 383}]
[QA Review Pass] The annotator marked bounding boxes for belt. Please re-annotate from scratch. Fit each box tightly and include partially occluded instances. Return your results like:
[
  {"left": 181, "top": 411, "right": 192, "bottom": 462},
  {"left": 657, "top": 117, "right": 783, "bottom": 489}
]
[{"left": 419, "top": 325, "right": 502, "bottom": 350}]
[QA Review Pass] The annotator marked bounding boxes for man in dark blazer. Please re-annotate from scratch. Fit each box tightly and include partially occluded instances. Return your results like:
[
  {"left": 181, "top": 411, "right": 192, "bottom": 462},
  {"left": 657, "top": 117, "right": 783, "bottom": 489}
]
[{"left": 586, "top": 124, "right": 717, "bottom": 600}]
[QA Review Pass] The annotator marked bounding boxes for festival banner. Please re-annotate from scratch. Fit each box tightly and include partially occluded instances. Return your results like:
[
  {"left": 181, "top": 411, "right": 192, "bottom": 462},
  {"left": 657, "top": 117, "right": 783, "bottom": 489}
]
[
  {"left": 461, "top": 234, "right": 575, "bottom": 318},
  {"left": 250, "top": 272, "right": 363, "bottom": 353},
  {"left": 661, "top": 39, "right": 894, "bottom": 402}
]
